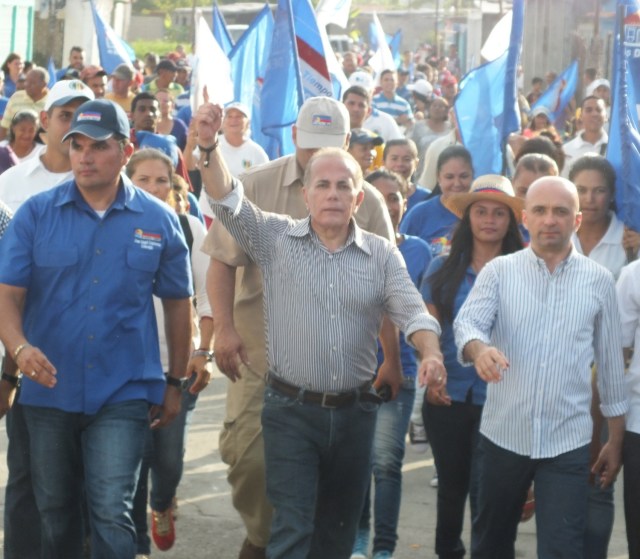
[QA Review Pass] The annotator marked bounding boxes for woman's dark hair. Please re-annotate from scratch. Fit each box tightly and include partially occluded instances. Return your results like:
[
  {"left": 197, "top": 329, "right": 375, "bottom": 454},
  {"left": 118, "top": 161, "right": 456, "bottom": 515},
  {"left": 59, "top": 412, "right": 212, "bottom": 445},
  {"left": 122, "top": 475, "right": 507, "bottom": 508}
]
[
  {"left": 568, "top": 154, "right": 617, "bottom": 212},
  {"left": 365, "top": 168, "right": 408, "bottom": 196},
  {"left": 515, "top": 135, "right": 565, "bottom": 174},
  {"left": 436, "top": 145, "right": 473, "bottom": 176},
  {"left": 7, "top": 110, "right": 39, "bottom": 144},
  {"left": 383, "top": 138, "right": 418, "bottom": 161},
  {"left": 1, "top": 53, "right": 20, "bottom": 75},
  {"left": 428, "top": 204, "right": 523, "bottom": 324}
]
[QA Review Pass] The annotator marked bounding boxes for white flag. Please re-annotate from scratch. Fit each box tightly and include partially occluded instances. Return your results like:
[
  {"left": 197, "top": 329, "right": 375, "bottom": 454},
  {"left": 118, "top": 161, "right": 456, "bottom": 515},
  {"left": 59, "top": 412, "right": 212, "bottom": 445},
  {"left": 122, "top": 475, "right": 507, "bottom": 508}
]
[
  {"left": 191, "top": 11, "right": 234, "bottom": 112},
  {"left": 367, "top": 13, "right": 396, "bottom": 82},
  {"left": 480, "top": 10, "right": 512, "bottom": 62},
  {"left": 316, "top": 0, "right": 352, "bottom": 29}
]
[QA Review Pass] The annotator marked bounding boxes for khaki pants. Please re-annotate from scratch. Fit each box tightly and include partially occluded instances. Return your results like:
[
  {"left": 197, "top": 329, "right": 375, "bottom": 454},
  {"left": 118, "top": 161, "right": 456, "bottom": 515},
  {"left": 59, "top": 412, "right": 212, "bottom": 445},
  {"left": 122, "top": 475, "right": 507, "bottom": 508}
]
[{"left": 218, "top": 364, "right": 272, "bottom": 547}]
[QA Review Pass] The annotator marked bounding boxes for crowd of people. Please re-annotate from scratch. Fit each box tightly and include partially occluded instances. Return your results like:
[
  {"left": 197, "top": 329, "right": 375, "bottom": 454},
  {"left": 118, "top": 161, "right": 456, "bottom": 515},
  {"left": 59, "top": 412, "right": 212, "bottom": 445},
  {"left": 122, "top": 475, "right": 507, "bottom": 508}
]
[{"left": 0, "top": 38, "right": 637, "bottom": 559}]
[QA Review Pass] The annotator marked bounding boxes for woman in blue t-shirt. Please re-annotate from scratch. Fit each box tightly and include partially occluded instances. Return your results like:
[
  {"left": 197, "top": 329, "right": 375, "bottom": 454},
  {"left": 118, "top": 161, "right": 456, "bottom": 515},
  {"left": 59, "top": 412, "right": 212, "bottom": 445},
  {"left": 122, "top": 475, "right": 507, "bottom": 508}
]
[
  {"left": 400, "top": 145, "right": 474, "bottom": 257},
  {"left": 420, "top": 174, "right": 524, "bottom": 559}
]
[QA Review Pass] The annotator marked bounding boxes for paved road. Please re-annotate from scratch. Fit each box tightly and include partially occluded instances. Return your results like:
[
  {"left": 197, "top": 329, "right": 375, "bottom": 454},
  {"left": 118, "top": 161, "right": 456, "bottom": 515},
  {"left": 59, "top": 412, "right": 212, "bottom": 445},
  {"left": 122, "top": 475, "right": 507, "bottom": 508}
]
[{"left": 0, "top": 368, "right": 630, "bottom": 558}]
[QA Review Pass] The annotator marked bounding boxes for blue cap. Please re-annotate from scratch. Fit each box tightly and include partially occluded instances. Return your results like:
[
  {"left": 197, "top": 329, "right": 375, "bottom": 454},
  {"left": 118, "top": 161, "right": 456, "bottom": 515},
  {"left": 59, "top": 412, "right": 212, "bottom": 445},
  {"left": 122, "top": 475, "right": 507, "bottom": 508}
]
[
  {"left": 349, "top": 128, "right": 383, "bottom": 147},
  {"left": 136, "top": 131, "right": 179, "bottom": 167},
  {"left": 62, "top": 99, "right": 130, "bottom": 142}
]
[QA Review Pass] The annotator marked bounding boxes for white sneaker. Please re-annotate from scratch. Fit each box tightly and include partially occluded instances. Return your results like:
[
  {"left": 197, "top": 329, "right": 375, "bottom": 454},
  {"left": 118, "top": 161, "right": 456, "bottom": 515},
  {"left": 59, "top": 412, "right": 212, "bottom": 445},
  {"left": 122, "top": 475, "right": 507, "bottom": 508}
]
[{"left": 430, "top": 474, "right": 439, "bottom": 488}]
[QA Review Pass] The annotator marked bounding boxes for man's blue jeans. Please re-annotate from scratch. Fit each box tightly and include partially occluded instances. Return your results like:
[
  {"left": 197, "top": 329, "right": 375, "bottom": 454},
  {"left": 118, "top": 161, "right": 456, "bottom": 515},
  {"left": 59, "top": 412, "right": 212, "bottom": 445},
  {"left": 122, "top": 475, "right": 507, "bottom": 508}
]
[
  {"left": 23, "top": 400, "right": 149, "bottom": 559},
  {"left": 471, "top": 436, "right": 590, "bottom": 559},
  {"left": 134, "top": 385, "right": 199, "bottom": 554},
  {"left": 262, "top": 384, "right": 379, "bottom": 559},
  {"left": 357, "top": 379, "right": 415, "bottom": 554},
  {"left": 4, "top": 400, "right": 41, "bottom": 559}
]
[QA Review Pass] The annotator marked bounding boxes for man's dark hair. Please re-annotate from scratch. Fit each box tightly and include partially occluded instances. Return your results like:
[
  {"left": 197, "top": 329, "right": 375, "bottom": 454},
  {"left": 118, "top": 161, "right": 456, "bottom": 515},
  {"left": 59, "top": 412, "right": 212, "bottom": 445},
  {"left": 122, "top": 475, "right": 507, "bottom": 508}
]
[
  {"left": 342, "top": 85, "right": 370, "bottom": 102},
  {"left": 380, "top": 69, "right": 395, "bottom": 80},
  {"left": 584, "top": 67, "right": 598, "bottom": 81},
  {"left": 131, "top": 92, "right": 158, "bottom": 114},
  {"left": 531, "top": 77, "right": 544, "bottom": 86},
  {"left": 580, "top": 95, "right": 604, "bottom": 110},
  {"left": 70, "top": 46, "right": 84, "bottom": 54}
]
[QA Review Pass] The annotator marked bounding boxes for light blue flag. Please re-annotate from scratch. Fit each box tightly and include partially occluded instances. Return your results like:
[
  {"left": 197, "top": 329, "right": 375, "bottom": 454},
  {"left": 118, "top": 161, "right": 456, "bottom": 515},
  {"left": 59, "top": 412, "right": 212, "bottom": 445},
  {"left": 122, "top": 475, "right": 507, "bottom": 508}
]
[
  {"left": 454, "top": 0, "right": 524, "bottom": 176},
  {"left": 47, "top": 57, "right": 57, "bottom": 88},
  {"left": 607, "top": 0, "right": 640, "bottom": 231},
  {"left": 531, "top": 60, "right": 578, "bottom": 126},
  {"left": 229, "top": 4, "right": 274, "bottom": 148},
  {"left": 389, "top": 30, "right": 402, "bottom": 66},
  {"left": 212, "top": 2, "right": 234, "bottom": 55},
  {"left": 260, "top": 0, "right": 303, "bottom": 159},
  {"left": 90, "top": 0, "right": 135, "bottom": 74}
]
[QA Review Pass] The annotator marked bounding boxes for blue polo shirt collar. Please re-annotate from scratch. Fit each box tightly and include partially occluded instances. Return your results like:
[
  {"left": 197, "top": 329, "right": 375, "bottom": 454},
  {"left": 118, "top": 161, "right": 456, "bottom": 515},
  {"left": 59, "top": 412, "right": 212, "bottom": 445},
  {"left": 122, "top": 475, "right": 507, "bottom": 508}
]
[{"left": 54, "top": 174, "right": 145, "bottom": 214}]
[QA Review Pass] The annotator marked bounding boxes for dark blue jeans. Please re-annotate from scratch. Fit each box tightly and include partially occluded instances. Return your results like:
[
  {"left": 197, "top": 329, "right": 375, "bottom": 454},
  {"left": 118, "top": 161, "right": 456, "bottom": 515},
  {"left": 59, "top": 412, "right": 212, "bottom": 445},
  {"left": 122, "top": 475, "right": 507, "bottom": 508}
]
[
  {"left": 133, "top": 385, "right": 199, "bottom": 554},
  {"left": 262, "top": 385, "right": 379, "bottom": 559},
  {"left": 357, "top": 379, "right": 415, "bottom": 554},
  {"left": 424, "top": 399, "right": 482, "bottom": 559},
  {"left": 23, "top": 400, "right": 149, "bottom": 559},
  {"left": 4, "top": 400, "right": 41, "bottom": 559},
  {"left": 471, "top": 436, "right": 590, "bottom": 559}
]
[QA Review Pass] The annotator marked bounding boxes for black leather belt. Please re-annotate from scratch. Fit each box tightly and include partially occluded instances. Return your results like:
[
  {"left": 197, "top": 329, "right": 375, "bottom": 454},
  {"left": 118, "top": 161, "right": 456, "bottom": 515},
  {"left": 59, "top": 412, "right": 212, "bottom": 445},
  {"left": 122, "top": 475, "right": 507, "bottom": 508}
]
[{"left": 267, "top": 375, "right": 382, "bottom": 409}]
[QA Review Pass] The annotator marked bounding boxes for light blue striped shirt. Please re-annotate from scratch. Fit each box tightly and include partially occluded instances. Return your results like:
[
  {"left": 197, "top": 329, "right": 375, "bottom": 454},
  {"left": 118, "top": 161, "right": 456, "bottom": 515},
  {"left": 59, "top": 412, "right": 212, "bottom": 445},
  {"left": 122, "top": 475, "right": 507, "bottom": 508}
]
[
  {"left": 454, "top": 247, "right": 628, "bottom": 459},
  {"left": 209, "top": 180, "right": 441, "bottom": 392}
]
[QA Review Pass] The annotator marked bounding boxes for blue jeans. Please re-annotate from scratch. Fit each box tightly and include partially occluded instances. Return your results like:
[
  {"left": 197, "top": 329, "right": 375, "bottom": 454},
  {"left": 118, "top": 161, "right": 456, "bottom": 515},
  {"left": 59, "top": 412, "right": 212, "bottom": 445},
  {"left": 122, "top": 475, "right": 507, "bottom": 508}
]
[
  {"left": 262, "top": 384, "right": 379, "bottom": 559},
  {"left": 23, "top": 400, "right": 149, "bottom": 559},
  {"left": 133, "top": 385, "right": 199, "bottom": 554},
  {"left": 424, "top": 399, "right": 482, "bottom": 559},
  {"left": 357, "top": 379, "right": 415, "bottom": 554},
  {"left": 4, "top": 400, "right": 41, "bottom": 559},
  {"left": 471, "top": 436, "right": 590, "bottom": 559}
]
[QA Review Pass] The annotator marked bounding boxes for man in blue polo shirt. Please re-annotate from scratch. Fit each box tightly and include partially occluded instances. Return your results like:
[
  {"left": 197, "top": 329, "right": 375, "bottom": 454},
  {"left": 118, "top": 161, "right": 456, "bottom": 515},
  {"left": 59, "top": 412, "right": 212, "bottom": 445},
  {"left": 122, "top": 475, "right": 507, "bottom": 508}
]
[
  {"left": 373, "top": 69, "right": 413, "bottom": 129},
  {"left": 0, "top": 98, "right": 193, "bottom": 558}
]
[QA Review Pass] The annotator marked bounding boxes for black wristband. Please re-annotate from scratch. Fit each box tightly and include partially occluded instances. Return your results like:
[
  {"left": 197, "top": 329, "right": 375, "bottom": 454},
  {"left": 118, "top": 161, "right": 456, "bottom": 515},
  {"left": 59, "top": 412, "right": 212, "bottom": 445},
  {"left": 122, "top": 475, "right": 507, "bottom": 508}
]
[
  {"left": 1, "top": 373, "right": 20, "bottom": 387},
  {"left": 165, "top": 374, "right": 188, "bottom": 390},
  {"left": 198, "top": 140, "right": 219, "bottom": 168}
]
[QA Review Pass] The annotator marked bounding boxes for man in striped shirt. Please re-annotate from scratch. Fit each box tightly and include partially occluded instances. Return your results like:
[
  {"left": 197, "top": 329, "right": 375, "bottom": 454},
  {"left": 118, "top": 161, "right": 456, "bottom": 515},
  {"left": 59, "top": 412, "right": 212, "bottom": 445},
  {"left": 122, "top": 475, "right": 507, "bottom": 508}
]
[
  {"left": 452, "top": 176, "right": 628, "bottom": 559},
  {"left": 196, "top": 100, "right": 445, "bottom": 559},
  {"left": 372, "top": 69, "right": 413, "bottom": 129}
]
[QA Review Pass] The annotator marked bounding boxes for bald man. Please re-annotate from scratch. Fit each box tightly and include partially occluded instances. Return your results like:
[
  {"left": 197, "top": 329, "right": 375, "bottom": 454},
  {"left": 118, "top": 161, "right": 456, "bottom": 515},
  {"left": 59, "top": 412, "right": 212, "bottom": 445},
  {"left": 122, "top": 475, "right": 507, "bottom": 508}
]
[{"left": 450, "top": 178, "right": 628, "bottom": 558}]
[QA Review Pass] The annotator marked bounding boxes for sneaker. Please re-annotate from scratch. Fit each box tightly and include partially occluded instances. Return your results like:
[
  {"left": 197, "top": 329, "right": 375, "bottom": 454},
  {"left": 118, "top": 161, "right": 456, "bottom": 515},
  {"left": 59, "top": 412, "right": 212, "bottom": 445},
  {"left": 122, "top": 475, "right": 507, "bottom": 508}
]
[
  {"left": 372, "top": 552, "right": 394, "bottom": 559},
  {"left": 151, "top": 507, "right": 176, "bottom": 551},
  {"left": 408, "top": 421, "right": 428, "bottom": 453},
  {"left": 430, "top": 474, "right": 439, "bottom": 488},
  {"left": 350, "top": 527, "right": 369, "bottom": 558}
]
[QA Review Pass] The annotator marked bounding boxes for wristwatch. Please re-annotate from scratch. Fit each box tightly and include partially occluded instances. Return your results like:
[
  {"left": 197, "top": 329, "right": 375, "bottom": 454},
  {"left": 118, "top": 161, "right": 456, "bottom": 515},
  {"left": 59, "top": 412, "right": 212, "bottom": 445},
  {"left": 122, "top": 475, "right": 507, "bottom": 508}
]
[
  {"left": 164, "top": 374, "right": 189, "bottom": 390},
  {"left": 192, "top": 349, "right": 214, "bottom": 362}
]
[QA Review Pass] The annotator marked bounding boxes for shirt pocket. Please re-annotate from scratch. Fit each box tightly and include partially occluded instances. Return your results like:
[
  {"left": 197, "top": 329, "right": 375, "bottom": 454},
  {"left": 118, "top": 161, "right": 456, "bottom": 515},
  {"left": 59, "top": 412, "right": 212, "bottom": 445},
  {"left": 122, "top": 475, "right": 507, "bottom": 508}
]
[
  {"left": 126, "top": 247, "right": 161, "bottom": 300},
  {"left": 33, "top": 245, "right": 79, "bottom": 305}
]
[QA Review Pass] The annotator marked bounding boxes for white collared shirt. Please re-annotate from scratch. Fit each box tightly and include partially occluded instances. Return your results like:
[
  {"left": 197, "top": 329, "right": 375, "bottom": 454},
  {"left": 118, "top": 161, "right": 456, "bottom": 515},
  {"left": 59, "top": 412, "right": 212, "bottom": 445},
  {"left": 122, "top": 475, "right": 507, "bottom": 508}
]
[
  {"left": 562, "top": 130, "right": 609, "bottom": 177},
  {"left": 572, "top": 212, "right": 627, "bottom": 279},
  {"left": 617, "top": 260, "right": 640, "bottom": 434},
  {"left": 0, "top": 150, "right": 73, "bottom": 212}
]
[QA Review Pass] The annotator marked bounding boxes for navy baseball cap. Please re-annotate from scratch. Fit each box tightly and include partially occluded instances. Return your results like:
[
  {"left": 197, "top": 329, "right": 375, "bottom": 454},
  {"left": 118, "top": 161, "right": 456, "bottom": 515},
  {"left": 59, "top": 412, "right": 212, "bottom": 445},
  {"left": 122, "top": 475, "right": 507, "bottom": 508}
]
[
  {"left": 349, "top": 128, "right": 383, "bottom": 147},
  {"left": 62, "top": 99, "right": 130, "bottom": 142}
]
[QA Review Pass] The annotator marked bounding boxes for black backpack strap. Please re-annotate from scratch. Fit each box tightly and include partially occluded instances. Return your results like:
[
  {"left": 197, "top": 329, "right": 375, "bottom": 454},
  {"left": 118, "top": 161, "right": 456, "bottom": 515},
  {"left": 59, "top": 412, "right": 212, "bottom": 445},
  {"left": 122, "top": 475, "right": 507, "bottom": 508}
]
[{"left": 178, "top": 213, "right": 193, "bottom": 257}]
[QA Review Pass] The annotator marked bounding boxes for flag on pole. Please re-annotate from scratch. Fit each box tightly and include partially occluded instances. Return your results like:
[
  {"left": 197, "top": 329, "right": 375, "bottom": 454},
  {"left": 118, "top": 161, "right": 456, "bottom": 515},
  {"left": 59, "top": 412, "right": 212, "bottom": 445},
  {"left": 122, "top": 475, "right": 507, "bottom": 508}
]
[
  {"left": 293, "top": 0, "right": 333, "bottom": 99},
  {"left": 315, "top": 0, "right": 351, "bottom": 29},
  {"left": 89, "top": 0, "right": 135, "bottom": 74},
  {"left": 191, "top": 10, "right": 234, "bottom": 111},
  {"left": 481, "top": 9, "right": 513, "bottom": 62},
  {"left": 212, "top": 2, "right": 234, "bottom": 55},
  {"left": 389, "top": 30, "right": 402, "bottom": 66},
  {"left": 454, "top": 0, "right": 524, "bottom": 176},
  {"left": 607, "top": 0, "right": 640, "bottom": 231},
  {"left": 368, "top": 13, "right": 396, "bottom": 80},
  {"left": 229, "top": 4, "right": 274, "bottom": 146},
  {"left": 260, "top": 0, "right": 304, "bottom": 158},
  {"left": 531, "top": 60, "right": 578, "bottom": 126}
]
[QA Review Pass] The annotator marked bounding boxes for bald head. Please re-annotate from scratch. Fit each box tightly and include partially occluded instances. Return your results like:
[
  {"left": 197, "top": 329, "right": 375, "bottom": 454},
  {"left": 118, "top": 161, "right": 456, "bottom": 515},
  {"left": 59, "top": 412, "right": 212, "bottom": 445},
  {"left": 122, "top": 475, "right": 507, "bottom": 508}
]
[
  {"left": 526, "top": 176, "right": 579, "bottom": 212},
  {"left": 523, "top": 176, "right": 582, "bottom": 258}
]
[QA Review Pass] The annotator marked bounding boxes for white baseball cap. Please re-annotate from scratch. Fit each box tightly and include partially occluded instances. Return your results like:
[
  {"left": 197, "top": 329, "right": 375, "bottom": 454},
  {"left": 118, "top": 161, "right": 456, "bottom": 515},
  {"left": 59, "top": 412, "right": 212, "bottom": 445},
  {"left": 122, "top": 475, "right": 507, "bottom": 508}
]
[
  {"left": 348, "top": 71, "right": 374, "bottom": 92},
  {"left": 408, "top": 79, "right": 434, "bottom": 98},
  {"left": 295, "top": 97, "right": 350, "bottom": 149},
  {"left": 44, "top": 79, "right": 95, "bottom": 111}
]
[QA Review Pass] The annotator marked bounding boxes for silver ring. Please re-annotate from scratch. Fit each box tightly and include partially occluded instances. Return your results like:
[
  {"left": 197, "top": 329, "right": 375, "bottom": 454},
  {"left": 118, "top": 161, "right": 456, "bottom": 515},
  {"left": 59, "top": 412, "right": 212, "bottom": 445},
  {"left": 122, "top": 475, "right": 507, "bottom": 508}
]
[{"left": 30, "top": 371, "right": 37, "bottom": 378}]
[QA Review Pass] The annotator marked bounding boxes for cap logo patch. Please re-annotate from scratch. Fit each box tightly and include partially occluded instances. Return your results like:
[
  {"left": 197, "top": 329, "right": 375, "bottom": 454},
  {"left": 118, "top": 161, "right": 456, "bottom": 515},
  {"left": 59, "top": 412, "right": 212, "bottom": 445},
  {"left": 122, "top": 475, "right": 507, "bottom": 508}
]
[
  {"left": 312, "top": 114, "right": 332, "bottom": 126},
  {"left": 77, "top": 112, "right": 102, "bottom": 122},
  {"left": 68, "top": 81, "right": 86, "bottom": 90}
]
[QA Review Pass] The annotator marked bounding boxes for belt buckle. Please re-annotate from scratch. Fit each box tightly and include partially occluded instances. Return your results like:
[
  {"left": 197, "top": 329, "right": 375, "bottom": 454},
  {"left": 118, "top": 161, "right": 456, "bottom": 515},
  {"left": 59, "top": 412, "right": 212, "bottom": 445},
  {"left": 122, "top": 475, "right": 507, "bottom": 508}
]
[{"left": 321, "top": 392, "right": 340, "bottom": 408}]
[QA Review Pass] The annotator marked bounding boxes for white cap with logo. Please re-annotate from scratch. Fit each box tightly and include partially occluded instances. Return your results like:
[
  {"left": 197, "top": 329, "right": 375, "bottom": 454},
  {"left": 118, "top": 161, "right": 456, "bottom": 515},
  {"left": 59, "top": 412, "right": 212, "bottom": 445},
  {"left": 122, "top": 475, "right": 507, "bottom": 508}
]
[
  {"left": 295, "top": 97, "right": 349, "bottom": 149},
  {"left": 44, "top": 80, "right": 95, "bottom": 111}
]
